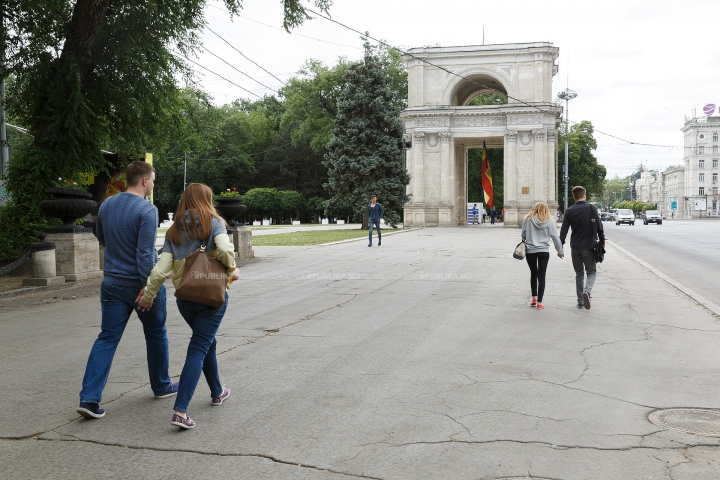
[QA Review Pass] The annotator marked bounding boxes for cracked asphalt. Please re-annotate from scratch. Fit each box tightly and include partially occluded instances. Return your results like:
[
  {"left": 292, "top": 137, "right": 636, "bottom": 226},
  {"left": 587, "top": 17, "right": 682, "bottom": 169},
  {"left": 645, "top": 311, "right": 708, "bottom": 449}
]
[{"left": 2, "top": 226, "right": 720, "bottom": 479}]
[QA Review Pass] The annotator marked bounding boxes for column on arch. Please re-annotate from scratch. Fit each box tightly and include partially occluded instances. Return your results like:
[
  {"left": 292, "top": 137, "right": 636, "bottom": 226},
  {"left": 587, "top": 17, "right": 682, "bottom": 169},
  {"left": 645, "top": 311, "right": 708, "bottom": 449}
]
[
  {"left": 504, "top": 130, "right": 518, "bottom": 205},
  {"left": 413, "top": 132, "right": 426, "bottom": 203},
  {"left": 532, "top": 129, "right": 546, "bottom": 203},
  {"left": 405, "top": 133, "right": 414, "bottom": 200},
  {"left": 440, "top": 133, "right": 452, "bottom": 204},
  {"left": 546, "top": 130, "right": 557, "bottom": 205}
]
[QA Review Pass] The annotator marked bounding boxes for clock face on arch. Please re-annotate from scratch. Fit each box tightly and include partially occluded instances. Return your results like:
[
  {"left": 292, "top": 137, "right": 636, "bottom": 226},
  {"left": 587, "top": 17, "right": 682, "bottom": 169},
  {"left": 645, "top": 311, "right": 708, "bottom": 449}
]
[{"left": 699, "top": 133, "right": 705, "bottom": 140}]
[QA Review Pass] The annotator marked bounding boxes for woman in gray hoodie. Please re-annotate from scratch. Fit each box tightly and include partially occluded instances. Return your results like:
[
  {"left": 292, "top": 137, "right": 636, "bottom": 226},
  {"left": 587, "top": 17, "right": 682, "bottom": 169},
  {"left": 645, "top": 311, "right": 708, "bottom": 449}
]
[{"left": 521, "top": 202, "right": 564, "bottom": 309}]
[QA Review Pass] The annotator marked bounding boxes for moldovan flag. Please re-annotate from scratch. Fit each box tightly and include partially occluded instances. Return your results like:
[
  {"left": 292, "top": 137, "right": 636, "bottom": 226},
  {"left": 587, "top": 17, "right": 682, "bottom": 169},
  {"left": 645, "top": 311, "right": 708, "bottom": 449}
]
[{"left": 481, "top": 141, "right": 493, "bottom": 208}]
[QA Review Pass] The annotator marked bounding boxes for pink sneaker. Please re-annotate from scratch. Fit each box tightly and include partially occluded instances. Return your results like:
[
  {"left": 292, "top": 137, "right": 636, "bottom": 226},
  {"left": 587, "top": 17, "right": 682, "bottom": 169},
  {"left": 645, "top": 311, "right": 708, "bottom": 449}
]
[
  {"left": 530, "top": 298, "right": 537, "bottom": 307},
  {"left": 212, "top": 386, "right": 231, "bottom": 406},
  {"left": 536, "top": 302, "right": 545, "bottom": 309},
  {"left": 171, "top": 413, "right": 195, "bottom": 429}
]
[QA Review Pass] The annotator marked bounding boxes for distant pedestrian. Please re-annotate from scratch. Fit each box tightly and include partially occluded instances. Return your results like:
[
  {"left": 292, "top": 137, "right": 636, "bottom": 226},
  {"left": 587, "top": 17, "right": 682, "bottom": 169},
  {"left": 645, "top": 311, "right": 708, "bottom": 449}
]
[
  {"left": 559, "top": 186, "right": 605, "bottom": 310},
  {"left": 489, "top": 207, "right": 497, "bottom": 225},
  {"left": 471, "top": 204, "right": 479, "bottom": 224},
  {"left": 482, "top": 206, "right": 488, "bottom": 223},
  {"left": 77, "top": 161, "right": 176, "bottom": 419},
  {"left": 521, "top": 202, "right": 564, "bottom": 309},
  {"left": 368, "top": 195, "right": 383, "bottom": 247},
  {"left": 138, "top": 184, "right": 240, "bottom": 429}
]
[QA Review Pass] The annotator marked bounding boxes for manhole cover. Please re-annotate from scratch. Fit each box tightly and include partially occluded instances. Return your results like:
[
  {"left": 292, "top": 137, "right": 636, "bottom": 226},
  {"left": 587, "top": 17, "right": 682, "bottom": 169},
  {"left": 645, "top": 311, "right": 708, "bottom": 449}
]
[{"left": 648, "top": 408, "right": 720, "bottom": 437}]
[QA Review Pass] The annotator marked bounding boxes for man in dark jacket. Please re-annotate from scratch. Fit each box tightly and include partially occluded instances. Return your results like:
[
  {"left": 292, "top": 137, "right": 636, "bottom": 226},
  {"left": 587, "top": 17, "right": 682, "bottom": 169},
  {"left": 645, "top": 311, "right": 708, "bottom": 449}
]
[
  {"left": 559, "top": 186, "right": 605, "bottom": 310},
  {"left": 367, "top": 195, "right": 383, "bottom": 247}
]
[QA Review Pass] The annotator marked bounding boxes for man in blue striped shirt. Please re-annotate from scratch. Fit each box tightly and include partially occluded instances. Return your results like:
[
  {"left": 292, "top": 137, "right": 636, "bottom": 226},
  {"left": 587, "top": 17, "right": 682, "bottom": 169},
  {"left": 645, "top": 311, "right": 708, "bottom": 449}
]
[{"left": 77, "top": 161, "right": 176, "bottom": 419}]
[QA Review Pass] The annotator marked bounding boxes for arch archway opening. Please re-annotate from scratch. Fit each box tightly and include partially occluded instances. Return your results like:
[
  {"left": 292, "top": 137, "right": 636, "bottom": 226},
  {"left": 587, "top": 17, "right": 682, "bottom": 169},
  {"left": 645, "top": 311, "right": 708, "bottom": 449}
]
[
  {"left": 466, "top": 143, "right": 504, "bottom": 224},
  {"left": 451, "top": 74, "right": 509, "bottom": 106}
]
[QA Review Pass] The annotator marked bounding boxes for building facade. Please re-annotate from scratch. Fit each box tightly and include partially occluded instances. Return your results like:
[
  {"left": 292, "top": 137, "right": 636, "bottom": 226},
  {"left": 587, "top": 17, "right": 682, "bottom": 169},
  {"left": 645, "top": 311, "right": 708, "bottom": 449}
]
[
  {"left": 681, "top": 115, "right": 720, "bottom": 217},
  {"left": 659, "top": 166, "right": 685, "bottom": 218}
]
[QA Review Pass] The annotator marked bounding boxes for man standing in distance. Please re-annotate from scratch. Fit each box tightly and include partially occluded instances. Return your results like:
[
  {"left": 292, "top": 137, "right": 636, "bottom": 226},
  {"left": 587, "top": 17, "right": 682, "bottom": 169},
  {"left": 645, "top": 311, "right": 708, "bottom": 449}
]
[
  {"left": 77, "top": 161, "right": 177, "bottom": 419},
  {"left": 368, "top": 195, "right": 383, "bottom": 247},
  {"left": 471, "top": 204, "right": 479, "bottom": 225},
  {"left": 559, "top": 186, "right": 605, "bottom": 310}
]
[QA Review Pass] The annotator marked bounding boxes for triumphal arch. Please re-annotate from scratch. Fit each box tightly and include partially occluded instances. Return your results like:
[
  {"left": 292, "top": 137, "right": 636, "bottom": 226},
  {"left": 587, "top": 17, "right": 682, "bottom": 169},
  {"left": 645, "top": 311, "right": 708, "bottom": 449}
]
[{"left": 401, "top": 42, "right": 563, "bottom": 227}]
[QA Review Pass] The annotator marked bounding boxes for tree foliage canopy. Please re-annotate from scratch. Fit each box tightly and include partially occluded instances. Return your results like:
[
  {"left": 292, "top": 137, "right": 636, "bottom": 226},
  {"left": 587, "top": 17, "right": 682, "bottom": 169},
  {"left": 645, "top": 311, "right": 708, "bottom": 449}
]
[
  {"left": 323, "top": 43, "right": 410, "bottom": 226},
  {"left": 558, "top": 120, "right": 607, "bottom": 209}
]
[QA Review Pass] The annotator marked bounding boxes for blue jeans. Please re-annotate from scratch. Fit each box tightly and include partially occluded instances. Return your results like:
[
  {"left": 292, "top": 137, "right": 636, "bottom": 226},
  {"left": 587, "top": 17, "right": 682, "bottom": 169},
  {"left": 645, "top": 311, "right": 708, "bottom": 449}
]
[
  {"left": 80, "top": 282, "right": 170, "bottom": 403},
  {"left": 369, "top": 219, "right": 381, "bottom": 245},
  {"left": 173, "top": 293, "right": 229, "bottom": 412}
]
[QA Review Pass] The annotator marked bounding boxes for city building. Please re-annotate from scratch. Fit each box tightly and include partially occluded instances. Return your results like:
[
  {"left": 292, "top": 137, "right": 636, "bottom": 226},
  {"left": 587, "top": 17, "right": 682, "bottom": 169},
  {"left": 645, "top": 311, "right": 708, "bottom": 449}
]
[
  {"left": 681, "top": 114, "right": 720, "bottom": 217},
  {"left": 659, "top": 165, "right": 685, "bottom": 218}
]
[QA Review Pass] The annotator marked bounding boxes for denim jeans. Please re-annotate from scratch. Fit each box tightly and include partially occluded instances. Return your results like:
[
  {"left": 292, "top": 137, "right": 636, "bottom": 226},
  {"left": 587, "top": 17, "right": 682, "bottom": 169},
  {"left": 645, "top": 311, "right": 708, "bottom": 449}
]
[
  {"left": 173, "top": 293, "right": 229, "bottom": 413},
  {"left": 571, "top": 249, "right": 597, "bottom": 303},
  {"left": 80, "top": 282, "right": 170, "bottom": 403},
  {"left": 369, "top": 219, "right": 381, "bottom": 245}
]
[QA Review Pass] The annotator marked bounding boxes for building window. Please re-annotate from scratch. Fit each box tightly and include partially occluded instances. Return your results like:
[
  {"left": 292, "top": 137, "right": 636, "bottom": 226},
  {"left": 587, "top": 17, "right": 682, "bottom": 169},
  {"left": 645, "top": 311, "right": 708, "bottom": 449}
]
[
  {"left": 699, "top": 146, "right": 705, "bottom": 154},
  {"left": 714, "top": 159, "right": 719, "bottom": 168},
  {"left": 699, "top": 187, "right": 705, "bottom": 195},
  {"left": 699, "top": 159, "right": 705, "bottom": 168},
  {"left": 714, "top": 132, "right": 719, "bottom": 142},
  {"left": 715, "top": 187, "right": 719, "bottom": 195},
  {"left": 715, "top": 145, "right": 719, "bottom": 153},
  {"left": 699, "top": 173, "right": 705, "bottom": 182},
  {"left": 714, "top": 173, "right": 719, "bottom": 182}
]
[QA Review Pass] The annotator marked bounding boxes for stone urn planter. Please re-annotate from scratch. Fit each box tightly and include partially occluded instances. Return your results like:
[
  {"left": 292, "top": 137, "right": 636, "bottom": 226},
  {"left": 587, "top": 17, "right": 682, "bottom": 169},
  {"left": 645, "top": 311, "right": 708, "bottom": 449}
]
[
  {"left": 215, "top": 197, "right": 247, "bottom": 227},
  {"left": 40, "top": 188, "right": 96, "bottom": 230}
]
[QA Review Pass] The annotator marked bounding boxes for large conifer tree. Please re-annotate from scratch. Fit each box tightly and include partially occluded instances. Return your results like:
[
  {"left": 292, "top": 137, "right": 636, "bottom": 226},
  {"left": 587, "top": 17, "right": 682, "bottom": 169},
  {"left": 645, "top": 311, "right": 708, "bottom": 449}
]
[{"left": 323, "top": 43, "right": 410, "bottom": 227}]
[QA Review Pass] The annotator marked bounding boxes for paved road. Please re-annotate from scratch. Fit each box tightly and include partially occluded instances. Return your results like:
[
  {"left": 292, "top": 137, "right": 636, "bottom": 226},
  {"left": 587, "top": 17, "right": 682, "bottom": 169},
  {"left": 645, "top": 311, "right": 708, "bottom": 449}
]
[
  {"left": 603, "top": 219, "right": 720, "bottom": 306},
  {"left": 3, "top": 227, "right": 720, "bottom": 479}
]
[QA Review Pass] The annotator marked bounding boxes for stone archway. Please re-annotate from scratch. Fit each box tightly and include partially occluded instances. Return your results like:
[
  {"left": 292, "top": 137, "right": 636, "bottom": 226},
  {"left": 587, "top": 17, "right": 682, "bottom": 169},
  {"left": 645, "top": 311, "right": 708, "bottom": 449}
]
[{"left": 401, "top": 43, "right": 562, "bottom": 227}]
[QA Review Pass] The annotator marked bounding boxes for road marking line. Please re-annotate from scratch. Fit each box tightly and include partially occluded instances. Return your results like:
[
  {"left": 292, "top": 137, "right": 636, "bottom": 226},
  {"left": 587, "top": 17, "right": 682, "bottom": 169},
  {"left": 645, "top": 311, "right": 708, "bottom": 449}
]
[{"left": 607, "top": 240, "right": 720, "bottom": 317}]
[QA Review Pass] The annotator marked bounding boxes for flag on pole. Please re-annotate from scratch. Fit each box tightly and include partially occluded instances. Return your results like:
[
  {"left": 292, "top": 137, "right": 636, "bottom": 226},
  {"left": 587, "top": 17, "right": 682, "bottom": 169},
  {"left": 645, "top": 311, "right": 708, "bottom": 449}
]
[{"left": 481, "top": 141, "right": 493, "bottom": 208}]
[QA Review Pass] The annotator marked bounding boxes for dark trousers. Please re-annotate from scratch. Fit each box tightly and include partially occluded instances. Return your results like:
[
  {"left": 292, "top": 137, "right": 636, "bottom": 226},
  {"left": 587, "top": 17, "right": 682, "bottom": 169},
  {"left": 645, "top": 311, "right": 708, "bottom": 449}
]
[{"left": 526, "top": 252, "right": 550, "bottom": 302}]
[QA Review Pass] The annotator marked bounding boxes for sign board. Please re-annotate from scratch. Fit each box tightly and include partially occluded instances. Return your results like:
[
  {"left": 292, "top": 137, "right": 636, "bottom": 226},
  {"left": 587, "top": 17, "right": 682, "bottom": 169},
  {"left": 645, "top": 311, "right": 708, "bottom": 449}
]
[
  {"left": 694, "top": 197, "right": 707, "bottom": 211},
  {"left": 467, "top": 203, "right": 483, "bottom": 224},
  {"left": 670, "top": 201, "right": 677, "bottom": 210}
]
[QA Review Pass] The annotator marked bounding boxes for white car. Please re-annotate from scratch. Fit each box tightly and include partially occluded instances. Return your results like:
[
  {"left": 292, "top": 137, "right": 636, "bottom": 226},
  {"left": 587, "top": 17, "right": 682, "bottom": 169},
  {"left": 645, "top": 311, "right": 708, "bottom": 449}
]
[
  {"left": 643, "top": 210, "right": 662, "bottom": 225},
  {"left": 616, "top": 208, "right": 635, "bottom": 225}
]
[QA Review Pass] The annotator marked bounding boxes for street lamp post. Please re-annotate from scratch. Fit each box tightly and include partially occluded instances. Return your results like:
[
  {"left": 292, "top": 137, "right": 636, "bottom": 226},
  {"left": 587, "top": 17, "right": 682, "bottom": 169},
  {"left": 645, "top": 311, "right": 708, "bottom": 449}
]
[{"left": 557, "top": 89, "right": 577, "bottom": 212}]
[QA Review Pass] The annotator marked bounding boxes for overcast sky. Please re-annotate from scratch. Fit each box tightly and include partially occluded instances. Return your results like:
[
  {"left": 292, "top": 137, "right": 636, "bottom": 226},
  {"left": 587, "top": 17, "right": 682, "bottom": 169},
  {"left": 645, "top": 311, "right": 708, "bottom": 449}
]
[{"left": 193, "top": 0, "right": 720, "bottom": 179}]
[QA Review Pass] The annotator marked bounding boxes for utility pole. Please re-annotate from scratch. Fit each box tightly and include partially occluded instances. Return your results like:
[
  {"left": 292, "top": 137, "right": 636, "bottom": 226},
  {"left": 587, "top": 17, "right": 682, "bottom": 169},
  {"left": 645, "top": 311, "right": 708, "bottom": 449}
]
[
  {"left": 557, "top": 88, "right": 577, "bottom": 212},
  {"left": 184, "top": 154, "right": 187, "bottom": 191}
]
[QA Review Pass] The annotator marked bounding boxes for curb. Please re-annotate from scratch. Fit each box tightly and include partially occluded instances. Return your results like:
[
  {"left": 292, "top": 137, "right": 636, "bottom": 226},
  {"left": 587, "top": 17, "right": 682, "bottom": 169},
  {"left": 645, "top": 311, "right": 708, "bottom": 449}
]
[
  {"left": 319, "top": 227, "right": 424, "bottom": 246},
  {"left": 607, "top": 240, "right": 720, "bottom": 317},
  {"left": 0, "top": 277, "right": 103, "bottom": 300}
]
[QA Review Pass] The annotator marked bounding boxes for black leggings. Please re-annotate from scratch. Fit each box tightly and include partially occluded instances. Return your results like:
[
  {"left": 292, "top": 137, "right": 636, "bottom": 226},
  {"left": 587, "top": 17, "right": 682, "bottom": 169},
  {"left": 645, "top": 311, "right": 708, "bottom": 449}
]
[{"left": 526, "top": 252, "right": 550, "bottom": 301}]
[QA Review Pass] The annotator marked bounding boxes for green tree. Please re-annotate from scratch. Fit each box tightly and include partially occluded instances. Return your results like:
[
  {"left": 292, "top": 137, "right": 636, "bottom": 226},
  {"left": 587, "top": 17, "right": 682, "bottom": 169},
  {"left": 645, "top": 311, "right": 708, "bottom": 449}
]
[
  {"left": 603, "top": 175, "right": 632, "bottom": 207},
  {"left": 323, "top": 43, "right": 410, "bottom": 227},
  {"left": 306, "top": 196, "right": 326, "bottom": 222},
  {"left": 277, "top": 190, "right": 305, "bottom": 221},
  {"left": 243, "top": 188, "right": 280, "bottom": 221},
  {"left": 557, "top": 120, "right": 606, "bottom": 210},
  {"left": 1, "top": 0, "right": 331, "bottom": 251},
  {"left": 467, "top": 93, "right": 508, "bottom": 106}
]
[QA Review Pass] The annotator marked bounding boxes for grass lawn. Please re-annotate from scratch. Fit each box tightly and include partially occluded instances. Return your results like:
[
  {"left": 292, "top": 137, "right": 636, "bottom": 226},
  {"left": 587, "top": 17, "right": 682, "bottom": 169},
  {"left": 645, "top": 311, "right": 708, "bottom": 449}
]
[{"left": 252, "top": 229, "right": 375, "bottom": 246}]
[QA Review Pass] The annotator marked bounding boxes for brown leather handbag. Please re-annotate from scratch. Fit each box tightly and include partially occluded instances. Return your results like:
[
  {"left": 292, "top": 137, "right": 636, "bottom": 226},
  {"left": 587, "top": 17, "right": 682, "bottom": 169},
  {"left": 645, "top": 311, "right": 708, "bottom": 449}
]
[{"left": 174, "top": 244, "right": 227, "bottom": 308}]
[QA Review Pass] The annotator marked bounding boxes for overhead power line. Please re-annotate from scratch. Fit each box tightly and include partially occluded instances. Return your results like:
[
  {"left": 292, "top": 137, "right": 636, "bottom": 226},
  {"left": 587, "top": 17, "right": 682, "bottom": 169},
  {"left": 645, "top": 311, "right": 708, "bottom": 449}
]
[
  {"left": 305, "top": 9, "right": 690, "bottom": 151},
  {"left": 205, "top": 26, "right": 288, "bottom": 86},
  {"left": 202, "top": 46, "right": 278, "bottom": 93},
  {"left": 172, "top": 51, "right": 261, "bottom": 98}
]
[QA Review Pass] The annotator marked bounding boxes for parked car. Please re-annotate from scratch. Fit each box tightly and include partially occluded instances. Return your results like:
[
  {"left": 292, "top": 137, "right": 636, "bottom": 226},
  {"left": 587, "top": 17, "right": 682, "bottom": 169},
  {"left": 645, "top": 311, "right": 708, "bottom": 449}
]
[
  {"left": 600, "top": 211, "right": 612, "bottom": 222},
  {"left": 616, "top": 209, "right": 635, "bottom": 225},
  {"left": 643, "top": 210, "right": 662, "bottom": 225}
]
